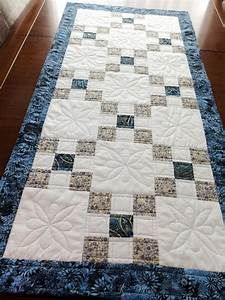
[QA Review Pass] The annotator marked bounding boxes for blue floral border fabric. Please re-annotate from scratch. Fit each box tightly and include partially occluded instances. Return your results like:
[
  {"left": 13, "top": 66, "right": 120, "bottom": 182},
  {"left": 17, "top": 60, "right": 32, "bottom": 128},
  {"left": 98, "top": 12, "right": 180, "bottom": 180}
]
[{"left": 0, "top": 3, "right": 225, "bottom": 299}]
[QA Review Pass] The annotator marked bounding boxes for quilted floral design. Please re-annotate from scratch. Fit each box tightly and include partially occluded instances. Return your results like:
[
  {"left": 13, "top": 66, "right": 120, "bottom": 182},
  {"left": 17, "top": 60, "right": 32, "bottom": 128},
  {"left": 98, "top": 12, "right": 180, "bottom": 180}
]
[
  {"left": 92, "top": 141, "right": 154, "bottom": 194},
  {"left": 147, "top": 52, "right": 190, "bottom": 77},
  {"left": 157, "top": 197, "right": 225, "bottom": 272},
  {"left": 3, "top": 187, "right": 89, "bottom": 260},
  {"left": 103, "top": 72, "right": 150, "bottom": 103},
  {"left": 41, "top": 100, "right": 100, "bottom": 140},
  {"left": 151, "top": 106, "right": 207, "bottom": 148},
  {"left": 109, "top": 28, "right": 146, "bottom": 49},
  {"left": 63, "top": 45, "right": 107, "bottom": 70}
]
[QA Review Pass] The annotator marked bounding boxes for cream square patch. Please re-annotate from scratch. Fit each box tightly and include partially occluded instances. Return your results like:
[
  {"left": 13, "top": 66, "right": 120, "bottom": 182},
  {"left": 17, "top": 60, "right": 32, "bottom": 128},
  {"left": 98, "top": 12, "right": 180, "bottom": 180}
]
[
  {"left": 156, "top": 196, "right": 225, "bottom": 272},
  {"left": 103, "top": 72, "right": 150, "bottom": 104},
  {"left": 92, "top": 141, "right": 154, "bottom": 194},
  {"left": 4, "top": 188, "right": 89, "bottom": 261},
  {"left": 108, "top": 239, "right": 133, "bottom": 263},
  {"left": 41, "top": 100, "right": 100, "bottom": 140},
  {"left": 151, "top": 106, "right": 207, "bottom": 148}
]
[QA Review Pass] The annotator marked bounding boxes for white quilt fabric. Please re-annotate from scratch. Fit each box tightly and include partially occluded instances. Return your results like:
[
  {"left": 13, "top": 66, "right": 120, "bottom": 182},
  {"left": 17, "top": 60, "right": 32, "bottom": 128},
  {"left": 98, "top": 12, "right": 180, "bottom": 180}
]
[{"left": 3, "top": 9, "right": 225, "bottom": 272}]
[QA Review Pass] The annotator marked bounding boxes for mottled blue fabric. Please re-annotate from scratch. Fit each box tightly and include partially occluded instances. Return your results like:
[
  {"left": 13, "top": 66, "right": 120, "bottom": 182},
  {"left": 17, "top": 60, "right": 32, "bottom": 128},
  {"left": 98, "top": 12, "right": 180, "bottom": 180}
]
[
  {"left": 117, "top": 115, "right": 134, "bottom": 129},
  {"left": 120, "top": 56, "right": 134, "bottom": 65},
  {"left": 0, "top": 3, "right": 225, "bottom": 298},
  {"left": 72, "top": 79, "right": 88, "bottom": 89},
  {"left": 52, "top": 153, "right": 75, "bottom": 171},
  {"left": 159, "top": 38, "right": 172, "bottom": 45},
  {"left": 165, "top": 86, "right": 181, "bottom": 96}
]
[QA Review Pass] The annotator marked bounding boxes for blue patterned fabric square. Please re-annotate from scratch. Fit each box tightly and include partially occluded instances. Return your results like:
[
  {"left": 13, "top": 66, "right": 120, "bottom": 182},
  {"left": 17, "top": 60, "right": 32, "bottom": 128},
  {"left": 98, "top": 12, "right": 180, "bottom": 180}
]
[
  {"left": 122, "top": 18, "right": 134, "bottom": 23},
  {"left": 173, "top": 162, "right": 194, "bottom": 180},
  {"left": 109, "top": 214, "right": 133, "bottom": 237},
  {"left": 120, "top": 56, "right": 134, "bottom": 65},
  {"left": 52, "top": 154, "right": 75, "bottom": 171},
  {"left": 165, "top": 86, "right": 180, "bottom": 96},
  {"left": 72, "top": 79, "right": 88, "bottom": 89},
  {"left": 159, "top": 38, "right": 172, "bottom": 45},
  {"left": 83, "top": 32, "right": 96, "bottom": 39},
  {"left": 117, "top": 115, "right": 134, "bottom": 128}
]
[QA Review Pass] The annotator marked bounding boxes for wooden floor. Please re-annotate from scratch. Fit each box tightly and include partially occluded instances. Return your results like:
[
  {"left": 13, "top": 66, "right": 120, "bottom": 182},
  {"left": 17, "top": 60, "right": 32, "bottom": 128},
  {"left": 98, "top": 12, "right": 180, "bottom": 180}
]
[{"left": 0, "top": 0, "right": 225, "bottom": 299}]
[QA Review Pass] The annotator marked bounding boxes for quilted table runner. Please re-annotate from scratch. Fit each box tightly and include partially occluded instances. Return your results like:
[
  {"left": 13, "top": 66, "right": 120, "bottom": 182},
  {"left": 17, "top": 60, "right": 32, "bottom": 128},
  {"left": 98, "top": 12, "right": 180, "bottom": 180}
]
[{"left": 1, "top": 3, "right": 225, "bottom": 299}]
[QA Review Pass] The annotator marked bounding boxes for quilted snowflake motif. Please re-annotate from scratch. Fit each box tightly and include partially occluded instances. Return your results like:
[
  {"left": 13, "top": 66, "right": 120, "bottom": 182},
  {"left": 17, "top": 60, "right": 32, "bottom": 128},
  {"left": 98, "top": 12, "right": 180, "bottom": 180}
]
[
  {"left": 158, "top": 197, "right": 225, "bottom": 271},
  {"left": 92, "top": 141, "right": 154, "bottom": 194},
  {"left": 103, "top": 72, "right": 150, "bottom": 104},
  {"left": 41, "top": 100, "right": 100, "bottom": 140},
  {"left": 3, "top": 188, "right": 89, "bottom": 260}
]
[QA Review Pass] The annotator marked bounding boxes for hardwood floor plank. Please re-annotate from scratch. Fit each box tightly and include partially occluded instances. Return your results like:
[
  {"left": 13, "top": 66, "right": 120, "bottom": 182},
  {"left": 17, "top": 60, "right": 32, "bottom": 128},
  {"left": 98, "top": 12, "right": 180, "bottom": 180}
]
[
  {"left": 212, "top": 0, "right": 225, "bottom": 26},
  {"left": 198, "top": 1, "right": 225, "bottom": 52},
  {"left": 0, "top": 0, "right": 46, "bottom": 88},
  {"left": 201, "top": 50, "right": 225, "bottom": 125},
  {"left": 0, "top": 36, "right": 52, "bottom": 173}
]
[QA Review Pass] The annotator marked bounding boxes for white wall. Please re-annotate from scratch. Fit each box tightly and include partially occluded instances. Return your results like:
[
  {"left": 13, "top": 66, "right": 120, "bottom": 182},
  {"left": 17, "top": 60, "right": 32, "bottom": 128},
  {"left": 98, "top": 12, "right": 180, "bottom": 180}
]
[{"left": 0, "top": 0, "right": 31, "bottom": 25}]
